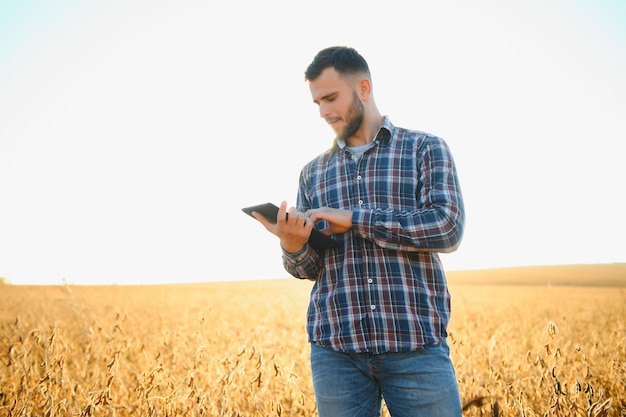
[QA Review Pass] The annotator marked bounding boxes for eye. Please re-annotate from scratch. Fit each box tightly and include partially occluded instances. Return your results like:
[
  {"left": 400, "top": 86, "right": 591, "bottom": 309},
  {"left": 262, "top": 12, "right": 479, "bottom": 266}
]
[{"left": 314, "top": 93, "right": 338, "bottom": 106}]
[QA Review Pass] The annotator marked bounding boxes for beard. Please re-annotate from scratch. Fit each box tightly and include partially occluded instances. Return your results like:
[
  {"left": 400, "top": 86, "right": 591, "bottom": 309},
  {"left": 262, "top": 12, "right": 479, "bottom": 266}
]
[{"left": 335, "top": 91, "right": 365, "bottom": 143}]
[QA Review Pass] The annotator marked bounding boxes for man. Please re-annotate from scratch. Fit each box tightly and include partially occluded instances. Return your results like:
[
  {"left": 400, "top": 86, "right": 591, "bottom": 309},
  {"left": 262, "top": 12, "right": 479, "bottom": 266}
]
[{"left": 253, "top": 46, "right": 465, "bottom": 416}]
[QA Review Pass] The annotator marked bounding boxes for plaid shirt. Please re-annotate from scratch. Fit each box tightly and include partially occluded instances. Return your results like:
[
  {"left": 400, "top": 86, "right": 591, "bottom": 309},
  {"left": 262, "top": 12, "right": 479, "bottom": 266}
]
[{"left": 283, "top": 117, "right": 465, "bottom": 354}]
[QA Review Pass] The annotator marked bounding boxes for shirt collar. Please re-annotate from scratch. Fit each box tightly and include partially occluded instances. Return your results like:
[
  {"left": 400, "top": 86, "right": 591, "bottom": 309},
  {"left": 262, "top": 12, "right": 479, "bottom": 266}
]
[{"left": 376, "top": 116, "right": 393, "bottom": 143}]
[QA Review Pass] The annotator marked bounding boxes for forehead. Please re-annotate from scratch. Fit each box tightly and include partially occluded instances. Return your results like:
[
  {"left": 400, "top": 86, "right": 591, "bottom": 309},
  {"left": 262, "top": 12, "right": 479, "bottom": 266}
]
[{"left": 309, "top": 67, "right": 353, "bottom": 100}]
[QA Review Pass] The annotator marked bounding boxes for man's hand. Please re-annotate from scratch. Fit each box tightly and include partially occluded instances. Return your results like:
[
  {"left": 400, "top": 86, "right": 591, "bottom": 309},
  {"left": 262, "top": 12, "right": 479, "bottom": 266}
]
[
  {"left": 305, "top": 207, "right": 353, "bottom": 235},
  {"left": 252, "top": 201, "right": 314, "bottom": 253}
]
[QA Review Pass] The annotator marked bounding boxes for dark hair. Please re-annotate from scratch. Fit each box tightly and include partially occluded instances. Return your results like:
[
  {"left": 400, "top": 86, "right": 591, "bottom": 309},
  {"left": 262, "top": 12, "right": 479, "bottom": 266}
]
[{"left": 304, "top": 46, "right": 371, "bottom": 81}]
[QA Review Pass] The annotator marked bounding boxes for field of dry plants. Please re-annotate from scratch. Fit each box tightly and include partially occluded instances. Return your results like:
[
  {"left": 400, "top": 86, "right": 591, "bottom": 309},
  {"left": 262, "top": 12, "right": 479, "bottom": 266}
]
[{"left": 1, "top": 264, "right": 624, "bottom": 416}]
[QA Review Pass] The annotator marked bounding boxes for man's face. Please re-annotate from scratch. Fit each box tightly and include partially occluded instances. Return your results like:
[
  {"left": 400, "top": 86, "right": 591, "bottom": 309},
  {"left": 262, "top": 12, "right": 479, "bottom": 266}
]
[{"left": 309, "top": 67, "right": 364, "bottom": 142}]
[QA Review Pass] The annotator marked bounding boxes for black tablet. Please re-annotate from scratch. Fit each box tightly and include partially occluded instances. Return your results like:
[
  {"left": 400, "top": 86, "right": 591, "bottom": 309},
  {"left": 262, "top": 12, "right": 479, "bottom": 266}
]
[{"left": 242, "top": 202, "right": 341, "bottom": 250}]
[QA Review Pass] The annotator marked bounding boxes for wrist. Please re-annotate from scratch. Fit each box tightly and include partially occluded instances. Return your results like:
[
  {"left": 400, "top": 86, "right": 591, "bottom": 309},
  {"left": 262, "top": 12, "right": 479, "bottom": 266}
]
[{"left": 281, "top": 241, "right": 306, "bottom": 254}]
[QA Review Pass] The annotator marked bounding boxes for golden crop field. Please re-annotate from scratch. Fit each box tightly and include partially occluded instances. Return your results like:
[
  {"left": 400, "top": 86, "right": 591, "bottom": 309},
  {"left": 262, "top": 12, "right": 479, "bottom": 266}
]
[{"left": 1, "top": 264, "right": 625, "bottom": 416}]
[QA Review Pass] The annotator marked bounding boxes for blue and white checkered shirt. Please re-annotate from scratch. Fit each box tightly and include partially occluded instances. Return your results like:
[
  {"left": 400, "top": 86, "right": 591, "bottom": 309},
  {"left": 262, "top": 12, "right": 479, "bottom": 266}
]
[{"left": 283, "top": 117, "right": 465, "bottom": 354}]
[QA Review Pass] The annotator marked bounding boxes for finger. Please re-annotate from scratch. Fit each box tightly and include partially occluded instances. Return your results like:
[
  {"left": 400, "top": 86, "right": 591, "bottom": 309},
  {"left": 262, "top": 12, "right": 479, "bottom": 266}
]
[
  {"left": 286, "top": 207, "right": 298, "bottom": 223},
  {"left": 278, "top": 201, "right": 288, "bottom": 223},
  {"left": 252, "top": 211, "right": 275, "bottom": 233},
  {"left": 251, "top": 211, "right": 267, "bottom": 224},
  {"left": 306, "top": 211, "right": 323, "bottom": 223},
  {"left": 319, "top": 227, "right": 332, "bottom": 236},
  {"left": 304, "top": 208, "right": 318, "bottom": 222}
]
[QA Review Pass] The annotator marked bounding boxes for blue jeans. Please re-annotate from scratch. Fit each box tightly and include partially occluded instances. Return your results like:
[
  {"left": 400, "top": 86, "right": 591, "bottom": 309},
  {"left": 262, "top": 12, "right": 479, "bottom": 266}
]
[{"left": 310, "top": 341, "right": 462, "bottom": 417}]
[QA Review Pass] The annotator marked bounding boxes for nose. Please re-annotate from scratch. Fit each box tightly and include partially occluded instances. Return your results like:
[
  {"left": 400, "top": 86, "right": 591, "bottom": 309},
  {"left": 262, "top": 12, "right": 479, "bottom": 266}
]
[{"left": 319, "top": 102, "right": 331, "bottom": 119}]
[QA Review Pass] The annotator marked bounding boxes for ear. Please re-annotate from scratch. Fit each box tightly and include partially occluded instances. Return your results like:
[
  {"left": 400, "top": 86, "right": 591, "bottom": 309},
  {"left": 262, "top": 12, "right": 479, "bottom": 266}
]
[{"left": 357, "top": 78, "right": 372, "bottom": 101}]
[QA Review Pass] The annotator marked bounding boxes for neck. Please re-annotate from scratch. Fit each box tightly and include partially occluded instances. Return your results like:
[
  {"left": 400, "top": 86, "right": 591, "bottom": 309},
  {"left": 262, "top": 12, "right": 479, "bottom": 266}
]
[{"left": 346, "top": 110, "right": 384, "bottom": 147}]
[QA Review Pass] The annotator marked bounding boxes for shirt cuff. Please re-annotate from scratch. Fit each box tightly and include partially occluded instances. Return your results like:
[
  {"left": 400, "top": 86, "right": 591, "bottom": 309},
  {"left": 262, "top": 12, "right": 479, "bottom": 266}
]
[{"left": 281, "top": 244, "right": 313, "bottom": 266}]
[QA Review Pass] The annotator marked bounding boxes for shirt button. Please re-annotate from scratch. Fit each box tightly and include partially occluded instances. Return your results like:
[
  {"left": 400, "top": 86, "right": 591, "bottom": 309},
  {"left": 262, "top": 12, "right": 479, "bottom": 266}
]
[
  {"left": 367, "top": 278, "right": 373, "bottom": 284},
  {"left": 371, "top": 305, "right": 376, "bottom": 310},
  {"left": 357, "top": 175, "right": 362, "bottom": 180},
  {"left": 358, "top": 199, "right": 364, "bottom": 206}
]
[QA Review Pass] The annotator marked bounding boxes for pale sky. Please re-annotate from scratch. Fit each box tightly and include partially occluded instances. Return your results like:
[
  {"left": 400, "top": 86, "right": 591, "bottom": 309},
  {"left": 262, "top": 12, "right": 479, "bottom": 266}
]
[{"left": 1, "top": 1, "right": 624, "bottom": 285}]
